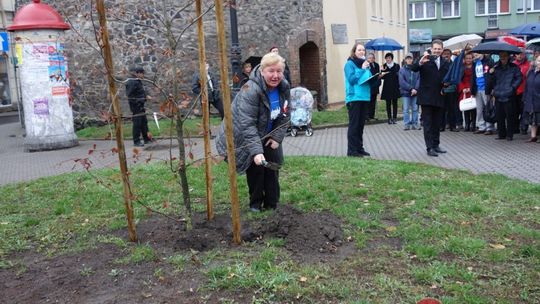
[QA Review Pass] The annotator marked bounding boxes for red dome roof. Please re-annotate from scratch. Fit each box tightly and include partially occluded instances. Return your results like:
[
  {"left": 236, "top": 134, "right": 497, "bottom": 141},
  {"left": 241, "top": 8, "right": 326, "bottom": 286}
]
[{"left": 7, "top": 0, "right": 70, "bottom": 31}]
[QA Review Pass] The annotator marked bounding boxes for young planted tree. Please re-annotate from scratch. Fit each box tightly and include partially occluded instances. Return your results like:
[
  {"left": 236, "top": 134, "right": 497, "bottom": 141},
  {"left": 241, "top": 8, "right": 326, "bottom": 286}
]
[{"left": 60, "top": 0, "right": 227, "bottom": 232}]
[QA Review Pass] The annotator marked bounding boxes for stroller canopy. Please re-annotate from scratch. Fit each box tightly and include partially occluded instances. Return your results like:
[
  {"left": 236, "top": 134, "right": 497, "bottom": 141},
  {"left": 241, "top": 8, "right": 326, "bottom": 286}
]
[{"left": 290, "top": 87, "right": 314, "bottom": 109}]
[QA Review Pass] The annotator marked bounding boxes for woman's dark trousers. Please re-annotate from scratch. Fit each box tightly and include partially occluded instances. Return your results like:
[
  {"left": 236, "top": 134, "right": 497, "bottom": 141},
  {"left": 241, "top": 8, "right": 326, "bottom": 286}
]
[
  {"left": 347, "top": 101, "right": 369, "bottom": 156},
  {"left": 464, "top": 109, "right": 476, "bottom": 130},
  {"left": 246, "top": 145, "right": 281, "bottom": 210},
  {"left": 368, "top": 92, "right": 378, "bottom": 119},
  {"left": 385, "top": 98, "right": 398, "bottom": 121}
]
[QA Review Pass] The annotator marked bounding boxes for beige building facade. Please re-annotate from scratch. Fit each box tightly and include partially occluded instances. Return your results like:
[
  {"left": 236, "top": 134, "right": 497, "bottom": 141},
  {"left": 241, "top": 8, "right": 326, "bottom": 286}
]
[{"left": 323, "top": 0, "right": 409, "bottom": 104}]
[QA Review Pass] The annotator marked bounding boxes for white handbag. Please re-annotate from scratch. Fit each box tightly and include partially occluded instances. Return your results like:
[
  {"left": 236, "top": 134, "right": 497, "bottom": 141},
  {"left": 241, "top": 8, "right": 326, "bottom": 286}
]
[{"left": 459, "top": 92, "right": 476, "bottom": 111}]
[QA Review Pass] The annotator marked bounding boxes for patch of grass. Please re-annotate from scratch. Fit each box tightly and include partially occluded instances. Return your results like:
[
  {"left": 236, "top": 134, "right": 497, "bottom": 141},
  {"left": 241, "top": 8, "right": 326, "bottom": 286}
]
[
  {"left": 116, "top": 244, "right": 156, "bottom": 264},
  {"left": 167, "top": 254, "right": 190, "bottom": 272},
  {"left": 79, "top": 266, "right": 94, "bottom": 277},
  {"left": 96, "top": 235, "right": 128, "bottom": 249},
  {"left": 75, "top": 116, "right": 222, "bottom": 140},
  {"left": 411, "top": 261, "right": 477, "bottom": 285},
  {"left": 1, "top": 156, "right": 539, "bottom": 302}
]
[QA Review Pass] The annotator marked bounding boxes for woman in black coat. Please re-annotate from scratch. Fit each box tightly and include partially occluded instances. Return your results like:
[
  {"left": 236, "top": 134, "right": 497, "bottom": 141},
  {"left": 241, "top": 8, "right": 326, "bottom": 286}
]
[
  {"left": 522, "top": 56, "right": 540, "bottom": 142},
  {"left": 380, "top": 53, "right": 401, "bottom": 124}
]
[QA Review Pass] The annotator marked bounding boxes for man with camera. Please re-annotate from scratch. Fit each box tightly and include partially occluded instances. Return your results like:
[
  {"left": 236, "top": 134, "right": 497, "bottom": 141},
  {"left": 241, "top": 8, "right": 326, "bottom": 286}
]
[{"left": 411, "top": 39, "right": 451, "bottom": 157}]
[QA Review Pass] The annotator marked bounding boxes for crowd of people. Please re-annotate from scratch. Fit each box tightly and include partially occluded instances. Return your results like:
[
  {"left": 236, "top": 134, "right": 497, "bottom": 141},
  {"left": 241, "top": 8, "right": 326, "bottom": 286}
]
[
  {"left": 344, "top": 38, "right": 540, "bottom": 157},
  {"left": 127, "top": 39, "right": 539, "bottom": 211}
]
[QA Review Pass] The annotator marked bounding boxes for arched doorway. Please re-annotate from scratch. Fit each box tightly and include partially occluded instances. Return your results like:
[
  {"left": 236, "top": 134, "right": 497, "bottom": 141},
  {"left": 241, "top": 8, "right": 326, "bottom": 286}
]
[{"left": 299, "top": 42, "right": 320, "bottom": 109}]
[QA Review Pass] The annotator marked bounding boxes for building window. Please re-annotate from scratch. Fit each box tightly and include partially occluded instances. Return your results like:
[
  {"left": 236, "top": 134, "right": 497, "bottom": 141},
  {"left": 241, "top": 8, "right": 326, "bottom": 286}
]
[
  {"left": 389, "top": 0, "right": 393, "bottom": 24},
  {"left": 371, "top": 0, "right": 377, "bottom": 19},
  {"left": 409, "top": 1, "right": 437, "bottom": 20},
  {"left": 476, "top": 0, "right": 509, "bottom": 15},
  {"left": 379, "top": 0, "right": 384, "bottom": 21},
  {"left": 517, "top": 0, "right": 540, "bottom": 12},
  {"left": 442, "top": 0, "right": 460, "bottom": 18},
  {"left": 396, "top": 0, "right": 401, "bottom": 26}
]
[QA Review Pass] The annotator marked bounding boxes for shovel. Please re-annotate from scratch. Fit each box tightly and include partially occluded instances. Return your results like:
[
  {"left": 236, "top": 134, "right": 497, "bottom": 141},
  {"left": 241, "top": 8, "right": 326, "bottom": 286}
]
[{"left": 261, "top": 160, "right": 281, "bottom": 171}]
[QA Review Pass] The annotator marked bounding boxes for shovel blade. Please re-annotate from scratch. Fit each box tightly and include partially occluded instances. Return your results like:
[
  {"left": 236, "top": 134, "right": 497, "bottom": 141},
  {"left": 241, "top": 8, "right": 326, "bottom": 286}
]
[{"left": 261, "top": 160, "right": 281, "bottom": 171}]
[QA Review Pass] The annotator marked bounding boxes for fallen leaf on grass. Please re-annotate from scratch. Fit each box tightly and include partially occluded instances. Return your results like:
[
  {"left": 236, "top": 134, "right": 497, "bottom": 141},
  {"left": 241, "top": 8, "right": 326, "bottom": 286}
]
[
  {"left": 299, "top": 276, "right": 308, "bottom": 282},
  {"left": 385, "top": 226, "right": 397, "bottom": 232},
  {"left": 489, "top": 243, "right": 506, "bottom": 249}
]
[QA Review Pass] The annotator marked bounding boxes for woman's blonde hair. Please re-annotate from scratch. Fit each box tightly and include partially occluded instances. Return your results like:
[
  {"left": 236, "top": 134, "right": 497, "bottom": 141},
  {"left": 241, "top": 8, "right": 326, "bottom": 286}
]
[{"left": 260, "top": 52, "right": 285, "bottom": 70}]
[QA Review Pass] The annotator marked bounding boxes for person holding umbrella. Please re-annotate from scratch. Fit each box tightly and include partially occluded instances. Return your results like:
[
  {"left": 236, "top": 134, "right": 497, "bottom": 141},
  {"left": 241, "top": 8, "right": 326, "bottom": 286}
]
[
  {"left": 488, "top": 51, "right": 522, "bottom": 141},
  {"left": 380, "top": 53, "right": 401, "bottom": 124},
  {"left": 411, "top": 39, "right": 451, "bottom": 157},
  {"left": 471, "top": 53, "right": 495, "bottom": 135}
]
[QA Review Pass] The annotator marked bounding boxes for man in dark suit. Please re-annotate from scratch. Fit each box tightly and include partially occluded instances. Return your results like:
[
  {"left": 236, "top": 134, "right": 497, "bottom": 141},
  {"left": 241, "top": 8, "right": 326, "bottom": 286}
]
[
  {"left": 411, "top": 39, "right": 450, "bottom": 157},
  {"left": 367, "top": 53, "right": 381, "bottom": 120}
]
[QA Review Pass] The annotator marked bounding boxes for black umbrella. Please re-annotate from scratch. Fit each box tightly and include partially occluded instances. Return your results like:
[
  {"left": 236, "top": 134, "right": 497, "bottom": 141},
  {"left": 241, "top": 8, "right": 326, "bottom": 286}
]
[{"left": 471, "top": 41, "right": 521, "bottom": 55}]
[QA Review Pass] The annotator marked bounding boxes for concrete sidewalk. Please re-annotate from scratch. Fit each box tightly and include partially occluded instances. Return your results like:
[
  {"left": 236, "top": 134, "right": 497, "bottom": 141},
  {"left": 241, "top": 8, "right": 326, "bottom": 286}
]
[{"left": 1, "top": 121, "right": 539, "bottom": 186}]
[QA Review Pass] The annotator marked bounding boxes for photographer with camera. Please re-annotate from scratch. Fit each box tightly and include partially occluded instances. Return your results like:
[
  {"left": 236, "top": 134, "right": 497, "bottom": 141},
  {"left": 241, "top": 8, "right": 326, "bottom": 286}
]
[{"left": 411, "top": 39, "right": 451, "bottom": 157}]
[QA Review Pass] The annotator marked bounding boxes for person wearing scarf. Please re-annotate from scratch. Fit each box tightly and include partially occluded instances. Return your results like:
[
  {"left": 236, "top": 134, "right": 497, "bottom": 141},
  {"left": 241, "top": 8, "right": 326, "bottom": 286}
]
[
  {"left": 344, "top": 42, "right": 372, "bottom": 157},
  {"left": 380, "top": 53, "right": 401, "bottom": 124}
]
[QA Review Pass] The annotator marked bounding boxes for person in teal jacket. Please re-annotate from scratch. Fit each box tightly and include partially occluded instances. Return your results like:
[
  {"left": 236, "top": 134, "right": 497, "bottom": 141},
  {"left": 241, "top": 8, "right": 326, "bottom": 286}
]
[{"left": 344, "top": 42, "right": 372, "bottom": 157}]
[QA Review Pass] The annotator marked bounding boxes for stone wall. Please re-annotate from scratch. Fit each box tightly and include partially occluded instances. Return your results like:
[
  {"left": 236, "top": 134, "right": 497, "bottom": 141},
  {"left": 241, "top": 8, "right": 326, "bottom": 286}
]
[{"left": 39, "top": 0, "right": 324, "bottom": 123}]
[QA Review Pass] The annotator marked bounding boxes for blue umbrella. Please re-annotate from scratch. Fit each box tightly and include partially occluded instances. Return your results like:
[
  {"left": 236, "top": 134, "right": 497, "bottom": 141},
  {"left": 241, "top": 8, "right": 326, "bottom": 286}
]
[
  {"left": 510, "top": 22, "right": 540, "bottom": 37},
  {"left": 365, "top": 37, "right": 404, "bottom": 51},
  {"left": 443, "top": 49, "right": 465, "bottom": 86}
]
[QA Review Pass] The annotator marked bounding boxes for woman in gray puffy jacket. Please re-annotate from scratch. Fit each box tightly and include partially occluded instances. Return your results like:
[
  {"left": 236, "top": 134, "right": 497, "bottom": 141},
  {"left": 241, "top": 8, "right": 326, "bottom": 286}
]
[{"left": 215, "top": 52, "right": 290, "bottom": 212}]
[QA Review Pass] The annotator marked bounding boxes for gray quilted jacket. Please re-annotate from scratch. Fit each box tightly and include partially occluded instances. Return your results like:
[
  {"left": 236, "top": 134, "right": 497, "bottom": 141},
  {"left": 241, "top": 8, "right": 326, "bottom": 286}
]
[{"left": 215, "top": 65, "right": 290, "bottom": 174}]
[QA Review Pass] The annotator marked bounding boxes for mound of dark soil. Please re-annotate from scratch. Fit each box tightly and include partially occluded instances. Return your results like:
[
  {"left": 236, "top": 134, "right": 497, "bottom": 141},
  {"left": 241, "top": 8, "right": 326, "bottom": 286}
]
[{"left": 0, "top": 204, "right": 354, "bottom": 303}]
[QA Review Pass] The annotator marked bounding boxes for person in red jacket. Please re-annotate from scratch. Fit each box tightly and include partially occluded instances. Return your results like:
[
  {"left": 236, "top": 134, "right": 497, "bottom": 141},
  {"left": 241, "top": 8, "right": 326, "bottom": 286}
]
[
  {"left": 458, "top": 53, "right": 476, "bottom": 131},
  {"left": 513, "top": 48, "right": 531, "bottom": 135}
]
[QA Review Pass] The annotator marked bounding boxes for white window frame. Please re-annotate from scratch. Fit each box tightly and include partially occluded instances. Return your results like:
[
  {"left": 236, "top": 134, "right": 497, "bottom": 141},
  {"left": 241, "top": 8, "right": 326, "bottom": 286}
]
[
  {"left": 475, "top": 0, "right": 510, "bottom": 16},
  {"left": 409, "top": 1, "right": 437, "bottom": 21},
  {"left": 379, "top": 0, "right": 384, "bottom": 22},
  {"left": 441, "top": 0, "right": 460, "bottom": 19},
  {"left": 517, "top": 0, "right": 540, "bottom": 13}
]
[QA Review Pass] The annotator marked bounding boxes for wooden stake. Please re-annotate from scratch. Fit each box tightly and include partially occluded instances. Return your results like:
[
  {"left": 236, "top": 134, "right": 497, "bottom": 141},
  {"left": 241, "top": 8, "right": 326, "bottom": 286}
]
[
  {"left": 214, "top": 0, "right": 241, "bottom": 244},
  {"left": 96, "top": 0, "right": 137, "bottom": 242},
  {"left": 196, "top": 0, "right": 214, "bottom": 221}
]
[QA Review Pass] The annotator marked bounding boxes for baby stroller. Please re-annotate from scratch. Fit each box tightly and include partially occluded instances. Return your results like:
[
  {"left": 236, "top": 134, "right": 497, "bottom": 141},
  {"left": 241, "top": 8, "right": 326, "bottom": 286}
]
[{"left": 289, "top": 87, "right": 314, "bottom": 137}]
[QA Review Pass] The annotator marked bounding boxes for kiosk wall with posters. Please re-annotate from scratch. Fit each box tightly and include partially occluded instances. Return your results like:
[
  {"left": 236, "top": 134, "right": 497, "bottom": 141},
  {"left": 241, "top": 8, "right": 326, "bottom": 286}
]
[{"left": 7, "top": 0, "right": 78, "bottom": 152}]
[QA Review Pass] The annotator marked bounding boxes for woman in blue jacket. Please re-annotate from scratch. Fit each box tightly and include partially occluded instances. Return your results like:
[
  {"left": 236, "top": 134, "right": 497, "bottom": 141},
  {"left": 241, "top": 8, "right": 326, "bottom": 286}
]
[{"left": 344, "top": 42, "right": 372, "bottom": 157}]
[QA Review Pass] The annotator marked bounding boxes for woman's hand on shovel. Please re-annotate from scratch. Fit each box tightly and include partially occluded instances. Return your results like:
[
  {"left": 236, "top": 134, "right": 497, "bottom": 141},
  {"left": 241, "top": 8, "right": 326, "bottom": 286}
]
[{"left": 254, "top": 154, "right": 265, "bottom": 165}]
